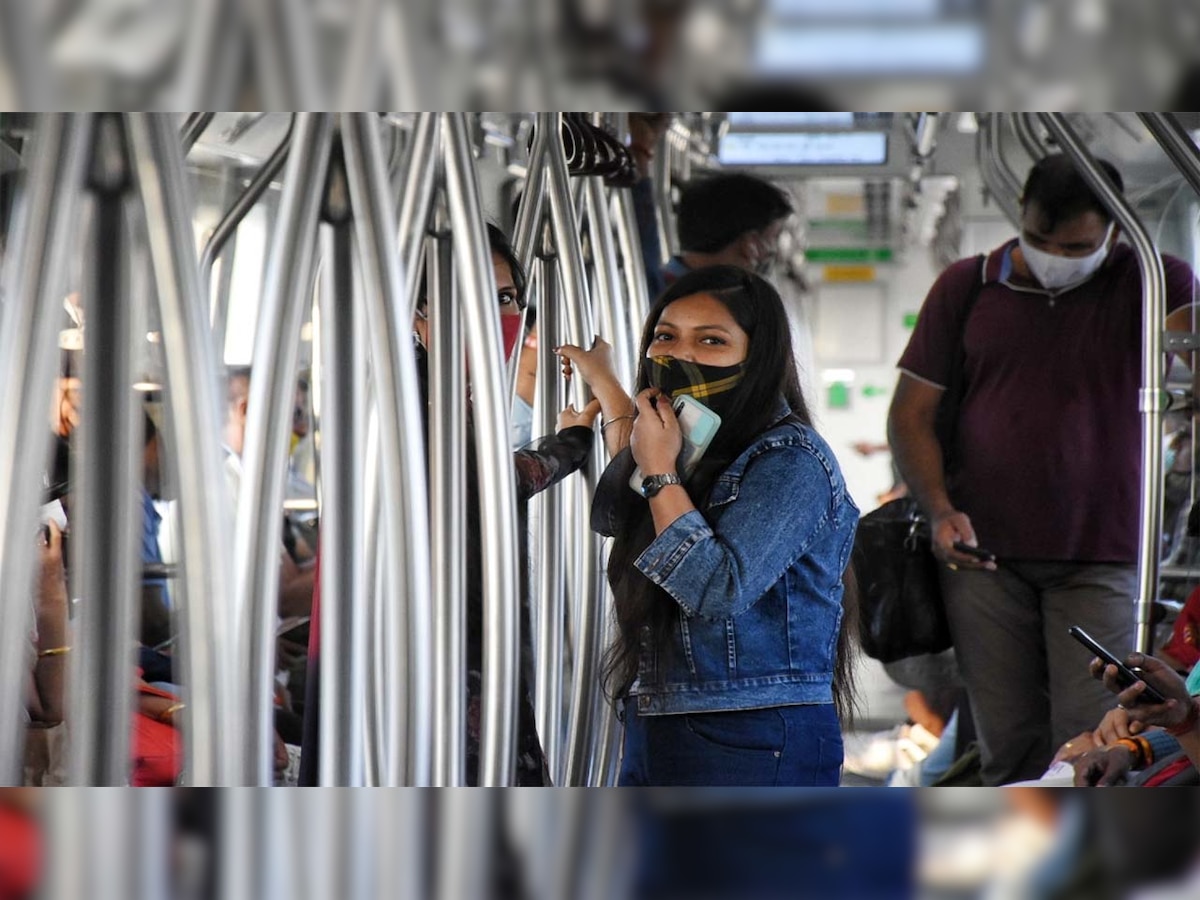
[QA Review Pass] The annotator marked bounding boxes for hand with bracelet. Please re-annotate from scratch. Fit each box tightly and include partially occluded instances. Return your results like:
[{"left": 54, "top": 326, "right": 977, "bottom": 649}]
[
  {"left": 1088, "top": 651, "right": 1200, "bottom": 770},
  {"left": 555, "top": 336, "right": 634, "bottom": 456}
]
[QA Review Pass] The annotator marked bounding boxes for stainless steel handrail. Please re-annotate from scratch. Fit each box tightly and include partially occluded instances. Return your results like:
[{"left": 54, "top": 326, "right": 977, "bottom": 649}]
[
  {"left": 315, "top": 138, "right": 368, "bottom": 786},
  {"left": 427, "top": 193, "right": 467, "bottom": 786},
  {"left": 343, "top": 112, "right": 434, "bottom": 786},
  {"left": 0, "top": 114, "right": 89, "bottom": 784},
  {"left": 198, "top": 115, "right": 296, "bottom": 295},
  {"left": 233, "top": 113, "right": 333, "bottom": 785},
  {"left": 532, "top": 250, "right": 567, "bottom": 781},
  {"left": 977, "top": 113, "right": 1022, "bottom": 228},
  {"left": 1137, "top": 114, "right": 1200, "bottom": 201},
  {"left": 127, "top": 112, "right": 242, "bottom": 784},
  {"left": 395, "top": 114, "right": 440, "bottom": 321},
  {"left": 443, "top": 112, "right": 522, "bottom": 785},
  {"left": 540, "top": 115, "right": 605, "bottom": 788},
  {"left": 1011, "top": 112, "right": 1050, "bottom": 162},
  {"left": 70, "top": 113, "right": 141, "bottom": 785},
  {"left": 180, "top": 112, "right": 215, "bottom": 153},
  {"left": 1040, "top": 113, "right": 1168, "bottom": 655}
]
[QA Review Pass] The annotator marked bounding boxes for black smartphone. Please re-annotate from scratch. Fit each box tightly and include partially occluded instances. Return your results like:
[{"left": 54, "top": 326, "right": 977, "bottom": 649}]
[
  {"left": 952, "top": 541, "right": 996, "bottom": 563},
  {"left": 1068, "top": 625, "right": 1167, "bottom": 705}
]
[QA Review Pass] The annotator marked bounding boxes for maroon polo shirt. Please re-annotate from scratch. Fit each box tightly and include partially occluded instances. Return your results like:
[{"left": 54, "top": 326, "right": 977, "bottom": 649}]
[{"left": 898, "top": 241, "right": 1197, "bottom": 562}]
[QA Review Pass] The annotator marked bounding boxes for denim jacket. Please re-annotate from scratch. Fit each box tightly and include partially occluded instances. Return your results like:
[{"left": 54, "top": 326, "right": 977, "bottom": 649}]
[{"left": 600, "top": 407, "right": 859, "bottom": 716}]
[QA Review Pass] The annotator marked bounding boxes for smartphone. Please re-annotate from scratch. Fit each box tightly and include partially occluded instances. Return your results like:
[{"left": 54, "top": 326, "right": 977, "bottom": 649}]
[
  {"left": 629, "top": 395, "right": 722, "bottom": 494},
  {"left": 1068, "top": 625, "right": 1167, "bottom": 705},
  {"left": 952, "top": 541, "right": 996, "bottom": 563}
]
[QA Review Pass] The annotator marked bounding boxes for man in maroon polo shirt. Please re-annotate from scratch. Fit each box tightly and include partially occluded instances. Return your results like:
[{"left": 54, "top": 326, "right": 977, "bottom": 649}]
[{"left": 889, "top": 153, "right": 1199, "bottom": 785}]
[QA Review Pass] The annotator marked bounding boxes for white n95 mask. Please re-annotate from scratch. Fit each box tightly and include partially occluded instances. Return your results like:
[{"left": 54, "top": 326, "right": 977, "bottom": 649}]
[{"left": 1018, "top": 223, "right": 1114, "bottom": 292}]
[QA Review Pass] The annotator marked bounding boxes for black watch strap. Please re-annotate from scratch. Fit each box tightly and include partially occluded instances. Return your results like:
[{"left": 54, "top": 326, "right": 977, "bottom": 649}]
[{"left": 641, "top": 473, "right": 682, "bottom": 498}]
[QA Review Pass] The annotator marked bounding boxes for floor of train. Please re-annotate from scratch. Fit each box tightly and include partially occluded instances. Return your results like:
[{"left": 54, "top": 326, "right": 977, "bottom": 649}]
[{"left": 841, "top": 655, "right": 913, "bottom": 787}]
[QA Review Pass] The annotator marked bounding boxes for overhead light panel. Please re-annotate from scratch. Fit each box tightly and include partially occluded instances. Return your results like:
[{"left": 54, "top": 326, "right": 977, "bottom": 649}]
[{"left": 718, "top": 131, "right": 888, "bottom": 166}]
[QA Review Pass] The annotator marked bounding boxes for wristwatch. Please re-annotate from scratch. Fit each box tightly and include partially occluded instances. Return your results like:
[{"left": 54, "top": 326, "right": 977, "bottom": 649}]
[{"left": 640, "top": 473, "right": 682, "bottom": 499}]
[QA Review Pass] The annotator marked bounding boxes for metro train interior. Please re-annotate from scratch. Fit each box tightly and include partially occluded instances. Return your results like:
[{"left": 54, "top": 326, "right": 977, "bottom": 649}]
[{"left": 4, "top": 109, "right": 1200, "bottom": 893}]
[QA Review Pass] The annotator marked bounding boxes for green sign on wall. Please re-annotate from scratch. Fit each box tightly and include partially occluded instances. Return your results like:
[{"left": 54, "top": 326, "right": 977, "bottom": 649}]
[{"left": 806, "top": 247, "right": 894, "bottom": 264}]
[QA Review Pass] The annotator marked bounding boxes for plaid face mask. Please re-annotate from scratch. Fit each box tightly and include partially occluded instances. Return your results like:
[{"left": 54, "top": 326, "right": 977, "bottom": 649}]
[{"left": 646, "top": 355, "right": 745, "bottom": 414}]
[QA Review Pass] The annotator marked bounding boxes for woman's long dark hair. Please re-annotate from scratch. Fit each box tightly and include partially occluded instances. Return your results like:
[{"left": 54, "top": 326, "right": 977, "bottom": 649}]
[{"left": 602, "top": 265, "right": 860, "bottom": 724}]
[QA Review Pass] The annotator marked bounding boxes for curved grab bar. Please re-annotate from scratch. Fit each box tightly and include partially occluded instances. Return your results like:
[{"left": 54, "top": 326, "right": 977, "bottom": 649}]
[{"left": 1039, "top": 113, "right": 1167, "bottom": 656}]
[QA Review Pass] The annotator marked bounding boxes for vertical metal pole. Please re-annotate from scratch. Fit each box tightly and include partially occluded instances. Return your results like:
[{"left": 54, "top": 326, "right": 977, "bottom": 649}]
[
  {"left": 651, "top": 132, "right": 676, "bottom": 264},
  {"left": 233, "top": 112, "right": 333, "bottom": 785},
  {"left": 612, "top": 187, "right": 652, "bottom": 331},
  {"left": 1040, "top": 113, "right": 1167, "bottom": 654},
  {"left": 0, "top": 114, "right": 88, "bottom": 784},
  {"left": 585, "top": 177, "right": 635, "bottom": 390},
  {"left": 434, "top": 791, "right": 493, "bottom": 900},
  {"left": 342, "top": 112, "right": 434, "bottom": 786},
  {"left": 70, "top": 113, "right": 141, "bottom": 786},
  {"left": 541, "top": 114, "right": 606, "bottom": 787},
  {"left": 128, "top": 112, "right": 242, "bottom": 784},
  {"left": 977, "top": 113, "right": 1023, "bottom": 228},
  {"left": 361, "top": 405, "right": 385, "bottom": 785},
  {"left": 533, "top": 250, "right": 567, "bottom": 781},
  {"left": 316, "top": 135, "right": 367, "bottom": 786},
  {"left": 428, "top": 190, "right": 468, "bottom": 786},
  {"left": 396, "top": 114, "right": 441, "bottom": 317},
  {"left": 443, "top": 112, "right": 521, "bottom": 786}
]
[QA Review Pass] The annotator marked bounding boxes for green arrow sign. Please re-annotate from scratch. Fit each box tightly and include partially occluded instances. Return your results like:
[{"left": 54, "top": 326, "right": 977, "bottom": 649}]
[{"left": 862, "top": 385, "right": 889, "bottom": 399}]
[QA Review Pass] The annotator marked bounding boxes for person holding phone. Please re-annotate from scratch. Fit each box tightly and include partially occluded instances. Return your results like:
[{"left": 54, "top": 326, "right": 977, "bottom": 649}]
[
  {"left": 888, "top": 154, "right": 1200, "bottom": 785},
  {"left": 560, "top": 266, "right": 860, "bottom": 785}
]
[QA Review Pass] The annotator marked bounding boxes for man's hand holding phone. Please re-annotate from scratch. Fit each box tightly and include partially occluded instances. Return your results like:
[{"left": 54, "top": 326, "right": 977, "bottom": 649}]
[
  {"left": 1088, "top": 650, "right": 1197, "bottom": 731},
  {"left": 931, "top": 509, "right": 997, "bottom": 571}
]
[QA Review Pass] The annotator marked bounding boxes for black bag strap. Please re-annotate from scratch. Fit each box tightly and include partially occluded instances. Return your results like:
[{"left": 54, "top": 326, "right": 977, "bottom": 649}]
[{"left": 935, "top": 254, "right": 987, "bottom": 471}]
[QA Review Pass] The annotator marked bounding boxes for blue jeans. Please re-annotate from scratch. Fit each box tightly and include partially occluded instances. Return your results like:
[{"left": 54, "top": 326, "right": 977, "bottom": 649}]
[{"left": 619, "top": 703, "right": 843, "bottom": 786}]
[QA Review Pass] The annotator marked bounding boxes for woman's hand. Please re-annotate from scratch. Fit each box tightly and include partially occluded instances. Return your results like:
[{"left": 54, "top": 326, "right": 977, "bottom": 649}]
[
  {"left": 558, "top": 399, "right": 602, "bottom": 431},
  {"left": 556, "top": 337, "right": 619, "bottom": 392},
  {"left": 1052, "top": 730, "right": 1099, "bottom": 765},
  {"left": 1088, "top": 652, "right": 1196, "bottom": 733},
  {"left": 630, "top": 388, "right": 682, "bottom": 475},
  {"left": 1090, "top": 705, "right": 1146, "bottom": 745}
]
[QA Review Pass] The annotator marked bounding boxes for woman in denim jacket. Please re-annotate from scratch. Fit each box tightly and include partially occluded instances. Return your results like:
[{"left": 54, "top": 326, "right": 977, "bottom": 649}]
[{"left": 561, "top": 266, "right": 860, "bottom": 785}]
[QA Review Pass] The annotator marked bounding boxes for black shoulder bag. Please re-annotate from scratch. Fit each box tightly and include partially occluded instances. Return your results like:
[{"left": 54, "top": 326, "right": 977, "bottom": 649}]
[{"left": 853, "top": 256, "right": 986, "bottom": 663}]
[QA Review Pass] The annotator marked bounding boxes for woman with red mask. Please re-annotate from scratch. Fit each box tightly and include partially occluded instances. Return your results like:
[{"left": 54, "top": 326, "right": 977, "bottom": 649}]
[{"left": 300, "top": 224, "right": 599, "bottom": 785}]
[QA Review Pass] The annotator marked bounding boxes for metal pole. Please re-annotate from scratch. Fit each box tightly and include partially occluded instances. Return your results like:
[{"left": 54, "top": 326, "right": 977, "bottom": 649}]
[
  {"left": 585, "top": 177, "right": 636, "bottom": 392},
  {"left": 0, "top": 114, "right": 88, "bottom": 784},
  {"left": 199, "top": 115, "right": 296, "bottom": 293},
  {"left": 651, "top": 131, "right": 677, "bottom": 263},
  {"left": 70, "top": 113, "right": 141, "bottom": 786},
  {"left": 507, "top": 116, "right": 549, "bottom": 400},
  {"left": 1012, "top": 112, "right": 1050, "bottom": 162},
  {"left": 612, "top": 186, "right": 652, "bottom": 327},
  {"left": 533, "top": 251, "right": 567, "bottom": 781},
  {"left": 542, "top": 115, "right": 605, "bottom": 788},
  {"left": 361, "top": 402, "right": 385, "bottom": 785},
  {"left": 315, "top": 136, "right": 368, "bottom": 786},
  {"left": 428, "top": 191, "right": 468, "bottom": 786},
  {"left": 180, "top": 112, "right": 216, "bottom": 153},
  {"left": 443, "top": 112, "right": 522, "bottom": 786},
  {"left": 976, "top": 113, "right": 1022, "bottom": 229},
  {"left": 396, "top": 114, "right": 441, "bottom": 318},
  {"left": 342, "top": 112, "right": 434, "bottom": 786},
  {"left": 233, "top": 112, "right": 333, "bottom": 785},
  {"left": 127, "top": 111, "right": 242, "bottom": 784},
  {"left": 1040, "top": 113, "right": 1167, "bottom": 655},
  {"left": 1138, "top": 114, "right": 1200, "bottom": 201}
]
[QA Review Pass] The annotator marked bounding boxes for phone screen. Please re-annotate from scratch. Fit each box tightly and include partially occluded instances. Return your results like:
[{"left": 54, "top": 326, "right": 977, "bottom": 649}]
[{"left": 1067, "top": 626, "right": 1167, "bottom": 705}]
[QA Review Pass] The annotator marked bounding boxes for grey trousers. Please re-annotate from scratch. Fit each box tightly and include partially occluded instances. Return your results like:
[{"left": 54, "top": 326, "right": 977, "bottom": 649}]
[{"left": 940, "top": 561, "right": 1137, "bottom": 786}]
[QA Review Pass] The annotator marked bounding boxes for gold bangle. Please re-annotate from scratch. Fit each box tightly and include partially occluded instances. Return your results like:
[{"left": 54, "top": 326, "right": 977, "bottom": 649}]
[
  {"left": 37, "top": 645, "right": 71, "bottom": 658},
  {"left": 157, "top": 702, "right": 186, "bottom": 724},
  {"left": 601, "top": 413, "right": 634, "bottom": 433}
]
